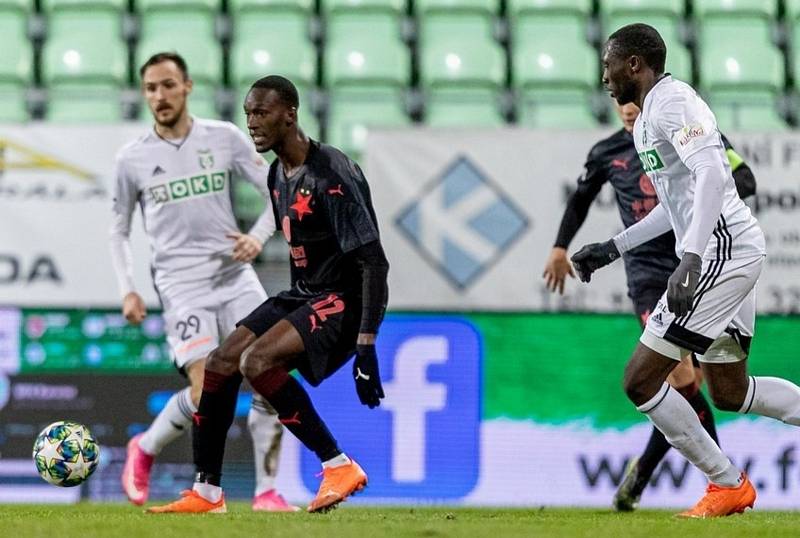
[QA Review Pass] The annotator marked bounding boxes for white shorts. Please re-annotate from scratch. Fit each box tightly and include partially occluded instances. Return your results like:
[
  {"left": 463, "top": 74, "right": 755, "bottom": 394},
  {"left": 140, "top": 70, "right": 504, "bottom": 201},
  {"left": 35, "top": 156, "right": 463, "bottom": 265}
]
[
  {"left": 161, "top": 268, "right": 267, "bottom": 370},
  {"left": 640, "top": 254, "right": 763, "bottom": 364}
]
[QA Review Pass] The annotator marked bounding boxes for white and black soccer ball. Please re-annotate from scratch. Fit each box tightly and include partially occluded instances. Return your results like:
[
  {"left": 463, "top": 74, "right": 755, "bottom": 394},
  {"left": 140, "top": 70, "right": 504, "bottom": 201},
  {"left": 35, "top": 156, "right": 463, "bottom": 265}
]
[{"left": 32, "top": 421, "right": 100, "bottom": 487}]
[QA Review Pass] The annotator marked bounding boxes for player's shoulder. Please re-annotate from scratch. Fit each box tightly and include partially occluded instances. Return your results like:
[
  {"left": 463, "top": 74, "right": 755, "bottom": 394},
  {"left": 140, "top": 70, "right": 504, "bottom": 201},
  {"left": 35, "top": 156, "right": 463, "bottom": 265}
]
[
  {"left": 650, "top": 76, "right": 702, "bottom": 112},
  {"left": 309, "top": 140, "right": 365, "bottom": 187},
  {"left": 193, "top": 117, "right": 242, "bottom": 139},
  {"left": 115, "top": 129, "right": 158, "bottom": 168}
]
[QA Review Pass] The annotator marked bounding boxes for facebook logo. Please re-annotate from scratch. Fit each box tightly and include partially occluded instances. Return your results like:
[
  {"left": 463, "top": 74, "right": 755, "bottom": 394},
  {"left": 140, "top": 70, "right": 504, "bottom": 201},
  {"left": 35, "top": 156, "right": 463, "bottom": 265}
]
[{"left": 300, "top": 316, "right": 481, "bottom": 499}]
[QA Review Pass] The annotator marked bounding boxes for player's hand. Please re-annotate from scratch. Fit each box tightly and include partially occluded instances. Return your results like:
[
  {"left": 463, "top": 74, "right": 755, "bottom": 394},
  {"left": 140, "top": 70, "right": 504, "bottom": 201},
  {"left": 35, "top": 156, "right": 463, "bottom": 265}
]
[
  {"left": 570, "top": 240, "right": 621, "bottom": 283},
  {"left": 542, "top": 247, "right": 575, "bottom": 295},
  {"left": 666, "top": 252, "right": 702, "bottom": 317},
  {"left": 227, "top": 232, "right": 263, "bottom": 262},
  {"left": 122, "top": 292, "right": 146, "bottom": 325},
  {"left": 353, "top": 344, "right": 384, "bottom": 409}
]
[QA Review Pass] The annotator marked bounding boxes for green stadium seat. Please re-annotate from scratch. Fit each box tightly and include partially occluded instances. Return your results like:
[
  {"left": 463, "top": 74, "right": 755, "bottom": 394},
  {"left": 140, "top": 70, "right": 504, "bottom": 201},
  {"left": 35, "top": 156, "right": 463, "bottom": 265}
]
[
  {"left": 0, "top": 0, "right": 33, "bottom": 13},
  {"left": 228, "top": 0, "right": 313, "bottom": 15},
  {"left": 138, "top": 11, "right": 222, "bottom": 85},
  {"left": 41, "top": 0, "right": 125, "bottom": 13},
  {"left": 0, "top": 9, "right": 32, "bottom": 84},
  {"left": 699, "top": 20, "right": 782, "bottom": 92},
  {"left": 604, "top": 14, "right": 691, "bottom": 82},
  {"left": 0, "top": 82, "right": 28, "bottom": 122},
  {"left": 787, "top": 0, "right": 800, "bottom": 19},
  {"left": 324, "top": 12, "right": 409, "bottom": 88},
  {"left": 512, "top": 14, "right": 596, "bottom": 90},
  {"left": 518, "top": 88, "right": 598, "bottom": 128},
  {"left": 419, "top": 15, "right": 505, "bottom": 90},
  {"left": 47, "top": 83, "right": 123, "bottom": 122},
  {"left": 694, "top": 0, "right": 777, "bottom": 19},
  {"left": 507, "top": 0, "right": 591, "bottom": 17},
  {"left": 136, "top": 0, "right": 220, "bottom": 12},
  {"left": 230, "top": 12, "right": 314, "bottom": 88},
  {"left": 600, "top": 0, "right": 682, "bottom": 16},
  {"left": 327, "top": 87, "right": 410, "bottom": 160},
  {"left": 322, "top": 0, "right": 405, "bottom": 15},
  {"left": 708, "top": 90, "right": 787, "bottom": 130},
  {"left": 415, "top": 0, "right": 498, "bottom": 16},
  {"left": 425, "top": 88, "right": 505, "bottom": 127},
  {"left": 42, "top": 12, "right": 127, "bottom": 85}
]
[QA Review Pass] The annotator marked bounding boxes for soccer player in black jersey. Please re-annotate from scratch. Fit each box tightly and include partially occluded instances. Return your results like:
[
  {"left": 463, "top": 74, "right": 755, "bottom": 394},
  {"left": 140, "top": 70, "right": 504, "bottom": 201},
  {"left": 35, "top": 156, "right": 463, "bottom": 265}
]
[
  {"left": 543, "top": 102, "right": 756, "bottom": 511},
  {"left": 149, "top": 75, "right": 390, "bottom": 514}
]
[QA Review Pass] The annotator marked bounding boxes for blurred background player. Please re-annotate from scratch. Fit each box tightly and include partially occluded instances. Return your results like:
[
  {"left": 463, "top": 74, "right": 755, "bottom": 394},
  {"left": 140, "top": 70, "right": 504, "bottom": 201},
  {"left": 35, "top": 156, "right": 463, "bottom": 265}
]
[
  {"left": 542, "top": 101, "right": 756, "bottom": 511},
  {"left": 572, "top": 23, "right": 800, "bottom": 518},
  {"left": 110, "top": 53, "right": 296, "bottom": 511},
  {"left": 148, "top": 75, "right": 389, "bottom": 515}
]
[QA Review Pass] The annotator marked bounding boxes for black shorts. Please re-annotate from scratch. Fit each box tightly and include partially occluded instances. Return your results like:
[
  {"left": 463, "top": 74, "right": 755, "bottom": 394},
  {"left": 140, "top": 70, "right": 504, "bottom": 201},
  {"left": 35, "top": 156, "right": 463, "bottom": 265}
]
[
  {"left": 237, "top": 290, "right": 361, "bottom": 386},
  {"left": 631, "top": 285, "right": 700, "bottom": 367}
]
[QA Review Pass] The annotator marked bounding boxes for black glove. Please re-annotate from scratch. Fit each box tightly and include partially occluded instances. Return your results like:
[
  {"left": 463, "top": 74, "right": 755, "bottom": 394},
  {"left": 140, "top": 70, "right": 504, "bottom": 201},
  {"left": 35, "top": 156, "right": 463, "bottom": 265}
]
[
  {"left": 570, "top": 240, "right": 621, "bottom": 283},
  {"left": 353, "top": 344, "right": 384, "bottom": 409},
  {"left": 667, "top": 252, "right": 702, "bottom": 317}
]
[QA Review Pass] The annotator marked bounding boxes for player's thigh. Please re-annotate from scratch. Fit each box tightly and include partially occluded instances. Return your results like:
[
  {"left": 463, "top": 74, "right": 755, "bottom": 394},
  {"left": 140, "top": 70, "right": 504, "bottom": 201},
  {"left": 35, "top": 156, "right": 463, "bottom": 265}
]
[
  {"left": 217, "top": 269, "right": 268, "bottom": 338},
  {"left": 631, "top": 285, "right": 665, "bottom": 329},
  {"left": 641, "top": 255, "right": 762, "bottom": 363},
  {"left": 284, "top": 293, "right": 360, "bottom": 387},
  {"left": 163, "top": 304, "right": 220, "bottom": 373}
]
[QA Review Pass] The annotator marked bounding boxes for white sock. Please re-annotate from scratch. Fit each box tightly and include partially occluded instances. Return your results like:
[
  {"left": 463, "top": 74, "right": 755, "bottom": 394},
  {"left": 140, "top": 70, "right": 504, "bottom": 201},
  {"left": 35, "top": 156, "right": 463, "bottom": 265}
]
[
  {"left": 322, "top": 453, "right": 350, "bottom": 469},
  {"left": 138, "top": 387, "right": 196, "bottom": 456},
  {"left": 739, "top": 376, "right": 800, "bottom": 425},
  {"left": 193, "top": 482, "right": 223, "bottom": 503},
  {"left": 638, "top": 383, "right": 741, "bottom": 487},
  {"left": 247, "top": 396, "right": 283, "bottom": 496}
]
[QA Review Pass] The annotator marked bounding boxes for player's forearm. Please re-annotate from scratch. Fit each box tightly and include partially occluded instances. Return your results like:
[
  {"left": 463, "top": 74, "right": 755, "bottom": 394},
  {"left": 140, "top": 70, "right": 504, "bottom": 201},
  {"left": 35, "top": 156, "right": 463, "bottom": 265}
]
[
  {"left": 247, "top": 204, "right": 277, "bottom": 244},
  {"left": 612, "top": 203, "right": 672, "bottom": 254},
  {"left": 109, "top": 213, "right": 136, "bottom": 297},
  {"left": 554, "top": 191, "right": 593, "bottom": 249},
  {"left": 683, "top": 150, "right": 727, "bottom": 256},
  {"left": 353, "top": 241, "right": 389, "bottom": 334}
]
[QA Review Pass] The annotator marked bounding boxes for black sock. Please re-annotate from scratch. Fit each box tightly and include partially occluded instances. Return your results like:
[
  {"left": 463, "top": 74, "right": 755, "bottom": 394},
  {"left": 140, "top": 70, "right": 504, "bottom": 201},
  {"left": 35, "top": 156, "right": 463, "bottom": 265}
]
[
  {"left": 250, "top": 367, "right": 341, "bottom": 462},
  {"left": 687, "top": 390, "right": 719, "bottom": 446},
  {"left": 192, "top": 370, "right": 243, "bottom": 486}
]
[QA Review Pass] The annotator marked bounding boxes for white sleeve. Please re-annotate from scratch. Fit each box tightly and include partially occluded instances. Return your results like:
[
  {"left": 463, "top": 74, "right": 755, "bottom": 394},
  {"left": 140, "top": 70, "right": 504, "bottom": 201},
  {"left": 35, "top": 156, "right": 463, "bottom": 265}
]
[
  {"left": 681, "top": 147, "right": 727, "bottom": 256},
  {"left": 109, "top": 154, "right": 138, "bottom": 298},
  {"left": 228, "top": 125, "right": 276, "bottom": 243},
  {"left": 612, "top": 203, "right": 672, "bottom": 254}
]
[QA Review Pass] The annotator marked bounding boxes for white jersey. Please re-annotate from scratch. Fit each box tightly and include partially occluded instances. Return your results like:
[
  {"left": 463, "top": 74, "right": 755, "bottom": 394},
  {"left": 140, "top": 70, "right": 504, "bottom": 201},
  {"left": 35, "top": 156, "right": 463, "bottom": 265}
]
[
  {"left": 633, "top": 76, "right": 765, "bottom": 261},
  {"left": 111, "top": 118, "right": 275, "bottom": 300}
]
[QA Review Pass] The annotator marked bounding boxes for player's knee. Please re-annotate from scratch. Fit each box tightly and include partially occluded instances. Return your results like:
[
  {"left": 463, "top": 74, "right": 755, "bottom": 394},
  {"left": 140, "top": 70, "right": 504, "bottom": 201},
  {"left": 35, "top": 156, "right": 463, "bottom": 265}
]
[
  {"left": 239, "top": 343, "right": 277, "bottom": 380},
  {"left": 623, "top": 372, "right": 660, "bottom": 406},
  {"left": 708, "top": 388, "right": 745, "bottom": 412},
  {"left": 207, "top": 346, "right": 239, "bottom": 374}
]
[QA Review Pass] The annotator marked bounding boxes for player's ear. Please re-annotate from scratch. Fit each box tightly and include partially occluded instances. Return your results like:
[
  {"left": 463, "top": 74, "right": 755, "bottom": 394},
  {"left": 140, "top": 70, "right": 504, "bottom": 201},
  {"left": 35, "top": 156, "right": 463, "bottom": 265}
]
[
  {"left": 184, "top": 77, "right": 193, "bottom": 96},
  {"left": 629, "top": 55, "right": 641, "bottom": 74},
  {"left": 286, "top": 106, "right": 297, "bottom": 126}
]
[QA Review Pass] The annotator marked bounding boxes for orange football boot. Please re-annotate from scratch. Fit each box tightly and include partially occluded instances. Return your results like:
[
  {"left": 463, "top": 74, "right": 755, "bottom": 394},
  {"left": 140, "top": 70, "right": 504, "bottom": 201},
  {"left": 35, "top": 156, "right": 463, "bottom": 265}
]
[
  {"left": 677, "top": 474, "right": 756, "bottom": 518},
  {"left": 307, "top": 460, "right": 367, "bottom": 513},
  {"left": 146, "top": 489, "right": 227, "bottom": 514}
]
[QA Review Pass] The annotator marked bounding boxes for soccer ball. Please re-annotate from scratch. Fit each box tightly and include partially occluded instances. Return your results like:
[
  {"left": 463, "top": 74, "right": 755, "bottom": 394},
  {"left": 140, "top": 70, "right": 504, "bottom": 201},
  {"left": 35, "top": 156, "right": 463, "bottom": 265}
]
[{"left": 32, "top": 421, "right": 100, "bottom": 487}]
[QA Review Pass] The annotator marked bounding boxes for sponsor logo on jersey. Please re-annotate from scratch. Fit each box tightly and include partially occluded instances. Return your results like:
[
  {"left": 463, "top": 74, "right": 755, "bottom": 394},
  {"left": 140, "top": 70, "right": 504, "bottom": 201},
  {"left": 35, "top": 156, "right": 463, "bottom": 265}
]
[
  {"left": 677, "top": 122, "right": 706, "bottom": 147},
  {"left": 638, "top": 149, "right": 665, "bottom": 172},
  {"left": 148, "top": 171, "right": 228, "bottom": 204}
]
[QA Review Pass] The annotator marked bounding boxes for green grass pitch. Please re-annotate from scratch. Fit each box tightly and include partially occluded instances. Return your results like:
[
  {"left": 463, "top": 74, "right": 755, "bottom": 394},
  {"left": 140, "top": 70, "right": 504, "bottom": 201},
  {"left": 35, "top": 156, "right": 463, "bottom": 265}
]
[{"left": 3, "top": 504, "right": 800, "bottom": 537}]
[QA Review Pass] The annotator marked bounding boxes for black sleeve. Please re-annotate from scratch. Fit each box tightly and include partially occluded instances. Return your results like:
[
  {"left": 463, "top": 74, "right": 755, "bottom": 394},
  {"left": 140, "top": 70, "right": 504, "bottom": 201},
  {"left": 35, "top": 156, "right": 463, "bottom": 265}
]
[
  {"left": 322, "top": 161, "right": 380, "bottom": 253},
  {"left": 719, "top": 133, "right": 757, "bottom": 199},
  {"left": 553, "top": 147, "right": 608, "bottom": 248},
  {"left": 351, "top": 240, "right": 389, "bottom": 334}
]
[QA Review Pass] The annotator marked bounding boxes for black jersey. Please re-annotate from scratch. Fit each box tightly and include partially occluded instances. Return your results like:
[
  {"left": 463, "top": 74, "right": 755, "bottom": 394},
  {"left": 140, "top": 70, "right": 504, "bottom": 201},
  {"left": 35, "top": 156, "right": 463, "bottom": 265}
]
[
  {"left": 268, "top": 140, "right": 381, "bottom": 296},
  {"left": 555, "top": 128, "right": 756, "bottom": 296}
]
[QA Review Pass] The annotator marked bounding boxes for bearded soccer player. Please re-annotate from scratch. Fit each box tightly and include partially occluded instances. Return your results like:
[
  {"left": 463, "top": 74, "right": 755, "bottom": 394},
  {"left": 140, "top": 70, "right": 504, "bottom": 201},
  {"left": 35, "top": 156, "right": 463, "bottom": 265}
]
[
  {"left": 148, "top": 75, "right": 389, "bottom": 514},
  {"left": 571, "top": 24, "right": 800, "bottom": 518},
  {"left": 543, "top": 101, "right": 757, "bottom": 511},
  {"left": 111, "top": 53, "right": 296, "bottom": 511}
]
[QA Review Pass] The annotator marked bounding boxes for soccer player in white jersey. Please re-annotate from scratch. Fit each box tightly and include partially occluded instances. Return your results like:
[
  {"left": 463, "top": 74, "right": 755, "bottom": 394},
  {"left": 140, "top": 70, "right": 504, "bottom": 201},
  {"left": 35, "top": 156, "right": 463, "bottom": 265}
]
[
  {"left": 571, "top": 24, "right": 800, "bottom": 518},
  {"left": 110, "top": 52, "right": 297, "bottom": 512}
]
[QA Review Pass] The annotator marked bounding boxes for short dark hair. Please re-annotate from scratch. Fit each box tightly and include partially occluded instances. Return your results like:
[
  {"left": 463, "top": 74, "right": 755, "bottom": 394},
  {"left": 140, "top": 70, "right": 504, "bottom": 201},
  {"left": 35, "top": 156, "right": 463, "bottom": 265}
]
[
  {"left": 607, "top": 23, "right": 667, "bottom": 74},
  {"left": 250, "top": 75, "right": 300, "bottom": 109},
  {"left": 139, "top": 52, "right": 189, "bottom": 81}
]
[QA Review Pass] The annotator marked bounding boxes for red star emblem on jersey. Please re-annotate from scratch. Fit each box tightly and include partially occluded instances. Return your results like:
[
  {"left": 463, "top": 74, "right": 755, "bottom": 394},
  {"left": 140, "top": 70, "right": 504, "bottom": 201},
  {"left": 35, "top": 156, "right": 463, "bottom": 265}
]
[{"left": 290, "top": 192, "right": 313, "bottom": 221}]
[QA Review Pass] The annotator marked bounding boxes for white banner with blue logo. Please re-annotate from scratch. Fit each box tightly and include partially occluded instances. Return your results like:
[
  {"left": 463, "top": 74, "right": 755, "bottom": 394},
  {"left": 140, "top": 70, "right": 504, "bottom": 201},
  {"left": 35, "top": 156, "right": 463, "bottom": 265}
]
[{"left": 366, "top": 129, "right": 800, "bottom": 313}]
